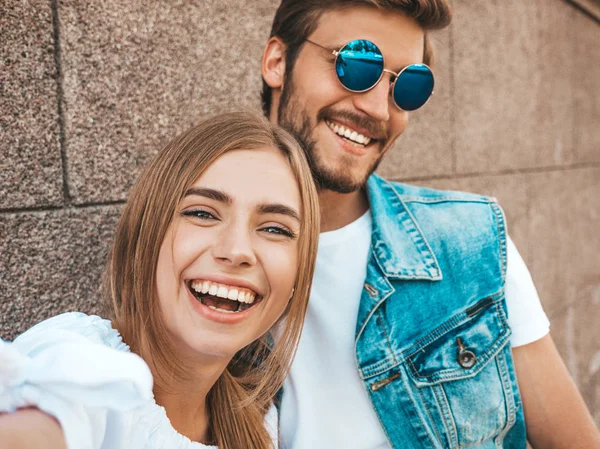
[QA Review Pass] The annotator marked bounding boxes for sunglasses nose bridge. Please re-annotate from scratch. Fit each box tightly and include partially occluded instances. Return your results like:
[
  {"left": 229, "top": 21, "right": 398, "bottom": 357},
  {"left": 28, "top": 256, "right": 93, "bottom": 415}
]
[{"left": 381, "top": 68, "right": 398, "bottom": 95}]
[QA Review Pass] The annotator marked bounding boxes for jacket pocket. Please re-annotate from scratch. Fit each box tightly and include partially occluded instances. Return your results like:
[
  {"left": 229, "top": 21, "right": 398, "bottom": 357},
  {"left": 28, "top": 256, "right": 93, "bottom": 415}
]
[{"left": 404, "top": 294, "right": 516, "bottom": 448}]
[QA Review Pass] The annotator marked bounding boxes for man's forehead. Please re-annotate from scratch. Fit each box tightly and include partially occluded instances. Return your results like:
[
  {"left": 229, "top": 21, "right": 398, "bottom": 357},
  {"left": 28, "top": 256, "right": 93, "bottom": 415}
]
[{"left": 308, "top": 6, "right": 425, "bottom": 63}]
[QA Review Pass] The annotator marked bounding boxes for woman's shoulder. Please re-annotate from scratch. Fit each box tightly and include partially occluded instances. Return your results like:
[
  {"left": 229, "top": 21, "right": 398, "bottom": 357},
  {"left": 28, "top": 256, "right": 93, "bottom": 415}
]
[
  {"left": 0, "top": 312, "right": 153, "bottom": 449},
  {"left": 2, "top": 312, "right": 151, "bottom": 399},
  {"left": 11, "top": 312, "right": 130, "bottom": 355}
]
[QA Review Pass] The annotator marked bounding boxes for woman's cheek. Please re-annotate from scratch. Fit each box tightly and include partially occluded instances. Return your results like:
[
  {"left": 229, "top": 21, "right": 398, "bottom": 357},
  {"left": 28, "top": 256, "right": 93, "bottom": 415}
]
[
  {"left": 174, "top": 224, "right": 213, "bottom": 266},
  {"left": 267, "top": 244, "right": 298, "bottom": 298}
]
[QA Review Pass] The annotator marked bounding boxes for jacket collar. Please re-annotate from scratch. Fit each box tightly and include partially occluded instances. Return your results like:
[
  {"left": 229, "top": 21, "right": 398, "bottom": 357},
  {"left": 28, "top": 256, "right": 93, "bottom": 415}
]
[{"left": 366, "top": 174, "right": 442, "bottom": 280}]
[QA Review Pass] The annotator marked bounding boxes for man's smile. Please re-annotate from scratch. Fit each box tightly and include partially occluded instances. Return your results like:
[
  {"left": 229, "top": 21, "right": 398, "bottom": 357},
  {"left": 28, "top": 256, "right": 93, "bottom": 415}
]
[{"left": 326, "top": 120, "right": 372, "bottom": 146}]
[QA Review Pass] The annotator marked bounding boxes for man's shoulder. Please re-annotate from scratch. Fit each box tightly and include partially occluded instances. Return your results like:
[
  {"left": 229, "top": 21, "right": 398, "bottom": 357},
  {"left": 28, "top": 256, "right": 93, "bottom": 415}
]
[
  {"left": 366, "top": 175, "right": 507, "bottom": 280},
  {"left": 383, "top": 179, "right": 492, "bottom": 205},
  {"left": 386, "top": 180, "right": 504, "bottom": 232},
  {"left": 367, "top": 175, "right": 503, "bottom": 227},
  {"left": 368, "top": 174, "right": 505, "bottom": 234}
]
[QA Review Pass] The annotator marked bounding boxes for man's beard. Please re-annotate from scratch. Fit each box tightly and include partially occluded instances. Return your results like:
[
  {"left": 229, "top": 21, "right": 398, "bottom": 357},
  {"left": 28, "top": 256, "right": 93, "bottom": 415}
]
[{"left": 277, "top": 80, "right": 385, "bottom": 194}]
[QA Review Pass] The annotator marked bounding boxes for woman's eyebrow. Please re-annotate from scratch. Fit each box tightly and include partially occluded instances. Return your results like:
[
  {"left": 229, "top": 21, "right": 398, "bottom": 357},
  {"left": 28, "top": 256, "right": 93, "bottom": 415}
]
[
  {"left": 184, "top": 187, "right": 231, "bottom": 204},
  {"left": 258, "top": 203, "right": 301, "bottom": 223},
  {"left": 183, "top": 188, "right": 299, "bottom": 222}
]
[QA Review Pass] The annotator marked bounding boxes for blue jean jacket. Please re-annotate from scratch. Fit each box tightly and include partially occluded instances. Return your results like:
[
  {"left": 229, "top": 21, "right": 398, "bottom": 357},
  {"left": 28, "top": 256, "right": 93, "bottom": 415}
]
[{"left": 358, "top": 175, "right": 526, "bottom": 448}]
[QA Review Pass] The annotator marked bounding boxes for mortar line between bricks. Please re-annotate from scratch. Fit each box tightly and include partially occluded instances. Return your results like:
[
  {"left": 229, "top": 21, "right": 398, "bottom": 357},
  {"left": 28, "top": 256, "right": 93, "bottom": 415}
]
[
  {"left": 2, "top": 161, "right": 599, "bottom": 214},
  {"left": 73, "top": 199, "right": 127, "bottom": 209},
  {"left": 0, "top": 199, "right": 126, "bottom": 215},
  {"left": 392, "top": 161, "right": 600, "bottom": 183},
  {"left": 50, "top": 0, "right": 71, "bottom": 206}
]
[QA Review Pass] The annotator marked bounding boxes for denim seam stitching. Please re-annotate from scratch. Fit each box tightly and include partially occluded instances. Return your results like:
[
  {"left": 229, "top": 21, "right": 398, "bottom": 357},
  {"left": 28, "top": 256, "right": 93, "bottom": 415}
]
[
  {"left": 359, "top": 305, "right": 401, "bottom": 380},
  {"left": 415, "top": 380, "right": 446, "bottom": 447},
  {"left": 493, "top": 298, "right": 511, "bottom": 339},
  {"left": 405, "top": 314, "right": 465, "bottom": 359},
  {"left": 492, "top": 352, "right": 509, "bottom": 449},
  {"left": 433, "top": 384, "right": 457, "bottom": 449},
  {"left": 374, "top": 240, "right": 436, "bottom": 274},
  {"left": 400, "top": 367, "right": 441, "bottom": 448},
  {"left": 377, "top": 308, "right": 400, "bottom": 367},
  {"left": 440, "top": 385, "right": 459, "bottom": 449},
  {"left": 401, "top": 197, "right": 490, "bottom": 204},
  {"left": 361, "top": 356, "right": 399, "bottom": 378},
  {"left": 370, "top": 236, "right": 433, "bottom": 283},
  {"left": 403, "top": 291, "right": 504, "bottom": 360},
  {"left": 489, "top": 200, "right": 508, "bottom": 283},
  {"left": 384, "top": 179, "right": 442, "bottom": 275},
  {"left": 493, "top": 348, "right": 517, "bottom": 448},
  {"left": 407, "top": 327, "right": 510, "bottom": 383},
  {"left": 357, "top": 279, "right": 396, "bottom": 379},
  {"left": 405, "top": 300, "right": 510, "bottom": 383},
  {"left": 372, "top": 220, "right": 437, "bottom": 274}
]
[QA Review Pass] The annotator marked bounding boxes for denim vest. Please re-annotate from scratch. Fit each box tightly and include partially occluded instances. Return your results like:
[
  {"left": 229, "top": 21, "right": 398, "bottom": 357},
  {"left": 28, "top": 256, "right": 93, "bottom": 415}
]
[{"left": 358, "top": 175, "right": 526, "bottom": 449}]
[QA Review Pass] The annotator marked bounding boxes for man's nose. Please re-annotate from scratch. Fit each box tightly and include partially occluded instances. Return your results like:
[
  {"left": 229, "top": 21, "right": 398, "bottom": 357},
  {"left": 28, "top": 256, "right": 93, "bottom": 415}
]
[
  {"left": 352, "top": 73, "right": 392, "bottom": 122},
  {"left": 211, "top": 223, "right": 257, "bottom": 267}
]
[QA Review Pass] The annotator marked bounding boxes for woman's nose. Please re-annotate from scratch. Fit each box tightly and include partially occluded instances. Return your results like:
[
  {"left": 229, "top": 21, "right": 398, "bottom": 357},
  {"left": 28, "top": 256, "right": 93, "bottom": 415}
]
[{"left": 211, "top": 224, "right": 257, "bottom": 267}]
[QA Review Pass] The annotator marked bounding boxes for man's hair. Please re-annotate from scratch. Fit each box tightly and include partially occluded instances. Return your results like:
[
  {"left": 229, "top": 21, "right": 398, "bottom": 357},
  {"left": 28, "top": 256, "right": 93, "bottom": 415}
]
[{"left": 261, "top": 0, "right": 452, "bottom": 117}]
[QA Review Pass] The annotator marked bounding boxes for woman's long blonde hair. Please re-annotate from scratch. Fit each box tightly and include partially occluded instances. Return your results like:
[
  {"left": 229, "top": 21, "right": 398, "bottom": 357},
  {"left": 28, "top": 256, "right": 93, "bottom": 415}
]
[{"left": 102, "top": 111, "right": 319, "bottom": 449}]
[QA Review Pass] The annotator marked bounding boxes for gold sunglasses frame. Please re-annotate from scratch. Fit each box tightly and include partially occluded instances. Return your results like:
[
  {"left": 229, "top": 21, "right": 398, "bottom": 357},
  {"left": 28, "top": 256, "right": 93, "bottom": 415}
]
[{"left": 304, "top": 38, "right": 435, "bottom": 111}]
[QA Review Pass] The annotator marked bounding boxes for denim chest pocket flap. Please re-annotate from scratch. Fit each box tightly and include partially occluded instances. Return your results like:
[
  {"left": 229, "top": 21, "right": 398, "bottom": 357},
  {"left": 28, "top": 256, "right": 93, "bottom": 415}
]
[
  {"left": 402, "top": 295, "right": 517, "bottom": 447},
  {"left": 406, "top": 294, "right": 511, "bottom": 387}
]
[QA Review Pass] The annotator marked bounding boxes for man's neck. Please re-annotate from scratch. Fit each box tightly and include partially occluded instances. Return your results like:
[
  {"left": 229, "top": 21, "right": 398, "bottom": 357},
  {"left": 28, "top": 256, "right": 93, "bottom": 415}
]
[{"left": 318, "top": 188, "right": 369, "bottom": 232}]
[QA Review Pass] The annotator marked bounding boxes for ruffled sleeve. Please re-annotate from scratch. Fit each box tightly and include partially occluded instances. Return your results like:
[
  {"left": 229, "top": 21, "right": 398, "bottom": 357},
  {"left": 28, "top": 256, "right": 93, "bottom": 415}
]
[{"left": 0, "top": 312, "right": 153, "bottom": 449}]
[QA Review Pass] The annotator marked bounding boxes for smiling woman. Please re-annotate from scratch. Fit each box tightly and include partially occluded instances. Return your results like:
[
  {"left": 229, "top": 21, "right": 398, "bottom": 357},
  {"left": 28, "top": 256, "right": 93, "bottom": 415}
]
[{"left": 0, "top": 112, "right": 320, "bottom": 449}]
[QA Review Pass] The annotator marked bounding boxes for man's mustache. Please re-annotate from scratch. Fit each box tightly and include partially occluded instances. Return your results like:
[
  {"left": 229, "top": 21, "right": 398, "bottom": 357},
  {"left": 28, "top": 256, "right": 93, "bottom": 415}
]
[{"left": 317, "top": 107, "right": 388, "bottom": 141}]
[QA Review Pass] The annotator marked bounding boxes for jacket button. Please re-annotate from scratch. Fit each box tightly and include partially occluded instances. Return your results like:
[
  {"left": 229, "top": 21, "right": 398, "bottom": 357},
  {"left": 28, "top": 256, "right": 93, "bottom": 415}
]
[
  {"left": 456, "top": 337, "right": 476, "bottom": 369},
  {"left": 458, "top": 350, "right": 477, "bottom": 369}
]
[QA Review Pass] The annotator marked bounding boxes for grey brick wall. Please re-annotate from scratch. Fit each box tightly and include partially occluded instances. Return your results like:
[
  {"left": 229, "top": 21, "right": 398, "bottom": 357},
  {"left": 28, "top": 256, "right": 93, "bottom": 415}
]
[{"left": 1, "top": 0, "right": 599, "bottom": 425}]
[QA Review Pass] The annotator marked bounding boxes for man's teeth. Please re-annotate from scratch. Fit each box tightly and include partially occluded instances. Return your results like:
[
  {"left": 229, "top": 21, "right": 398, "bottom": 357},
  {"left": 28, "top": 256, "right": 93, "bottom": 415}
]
[
  {"left": 190, "top": 280, "right": 256, "bottom": 304},
  {"left": 326, "top": 121, "right": 371, "bottom": 146}
]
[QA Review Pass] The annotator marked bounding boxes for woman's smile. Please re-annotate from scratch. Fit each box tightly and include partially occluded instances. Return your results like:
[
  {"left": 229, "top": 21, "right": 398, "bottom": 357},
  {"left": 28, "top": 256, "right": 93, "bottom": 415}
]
[
  {"left": 189, "top": 279, "right": 260, "bottom": 313},
  {"left": 186, "top": 281, "right": 265, "bottom": 325},
  {"left": 185, "top": 276, "right": 266, "bottom": 325}
]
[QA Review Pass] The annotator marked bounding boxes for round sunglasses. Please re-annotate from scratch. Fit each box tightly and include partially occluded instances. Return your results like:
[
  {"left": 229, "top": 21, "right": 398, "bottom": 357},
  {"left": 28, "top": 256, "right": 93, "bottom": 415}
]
[{"left": 305, "top": 39, "right": 434, "bottom": 111}]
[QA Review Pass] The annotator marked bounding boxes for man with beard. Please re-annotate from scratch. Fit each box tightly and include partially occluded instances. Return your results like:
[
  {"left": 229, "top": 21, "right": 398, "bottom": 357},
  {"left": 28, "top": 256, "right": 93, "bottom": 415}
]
[{"left": 260, "top": 1, "right": 600, "bottom": 448}]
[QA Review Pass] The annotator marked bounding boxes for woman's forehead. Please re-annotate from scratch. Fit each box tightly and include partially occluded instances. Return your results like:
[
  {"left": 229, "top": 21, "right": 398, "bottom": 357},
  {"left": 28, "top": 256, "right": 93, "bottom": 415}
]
[{"left": 190, "top": 148, "right": 301, "bottom": 210}]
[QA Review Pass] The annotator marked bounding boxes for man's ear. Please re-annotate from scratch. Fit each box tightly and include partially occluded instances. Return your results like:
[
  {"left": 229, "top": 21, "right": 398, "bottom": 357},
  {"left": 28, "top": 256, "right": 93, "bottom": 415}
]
[{"left": 262, "top": 36, "right": 286, "bottom": 89}]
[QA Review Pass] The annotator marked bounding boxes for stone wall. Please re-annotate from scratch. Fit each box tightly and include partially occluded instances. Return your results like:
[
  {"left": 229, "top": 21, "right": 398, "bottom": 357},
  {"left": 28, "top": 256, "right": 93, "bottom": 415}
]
[{"left": 1, "top": 0, "right": 599, "bottom": 425}]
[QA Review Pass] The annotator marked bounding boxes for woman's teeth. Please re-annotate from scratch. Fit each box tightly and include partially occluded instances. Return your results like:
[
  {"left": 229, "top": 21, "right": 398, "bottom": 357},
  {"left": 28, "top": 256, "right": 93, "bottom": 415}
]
[
  {"left": 190, "top": 280, "right": 258, "bottom": 314},
  {"left": 191, "top": 280, "right": 256, "bottom": 304},
  {"left": 326, "top": 121, "right": 372, "bottom": 146}
]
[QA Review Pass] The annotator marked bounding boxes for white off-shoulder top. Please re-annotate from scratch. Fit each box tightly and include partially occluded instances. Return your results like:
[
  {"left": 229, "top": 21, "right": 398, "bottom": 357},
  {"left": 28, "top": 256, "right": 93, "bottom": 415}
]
[{"left": 0, "top": 312, "right": 278, "bottom": 449}]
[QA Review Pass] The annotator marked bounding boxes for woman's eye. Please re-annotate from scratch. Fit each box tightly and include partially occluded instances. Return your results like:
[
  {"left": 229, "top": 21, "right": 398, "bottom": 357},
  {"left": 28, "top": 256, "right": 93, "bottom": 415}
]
[
  {"left": 260, "top": 226, "right": 296, "bottom": 238},
  {"left": 182, "top": 209, "right": 217, "bottom": 221}
]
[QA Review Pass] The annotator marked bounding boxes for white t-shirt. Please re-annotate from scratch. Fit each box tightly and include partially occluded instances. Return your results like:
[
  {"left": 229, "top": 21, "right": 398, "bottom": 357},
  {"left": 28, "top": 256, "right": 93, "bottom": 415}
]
[{"left": 280, "top": 210, "right": 549, "bottom": 449}]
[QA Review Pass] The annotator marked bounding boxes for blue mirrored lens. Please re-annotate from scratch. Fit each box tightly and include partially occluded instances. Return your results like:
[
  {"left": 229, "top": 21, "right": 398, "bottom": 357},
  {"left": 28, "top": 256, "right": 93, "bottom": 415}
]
[
  {"left": 335, "top": 40, "right": 383, "bottom": 91},
  {"left": 393, "top": 64, "right": 434, "bottom": 111}
]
